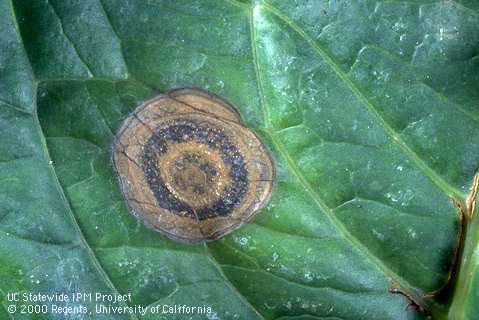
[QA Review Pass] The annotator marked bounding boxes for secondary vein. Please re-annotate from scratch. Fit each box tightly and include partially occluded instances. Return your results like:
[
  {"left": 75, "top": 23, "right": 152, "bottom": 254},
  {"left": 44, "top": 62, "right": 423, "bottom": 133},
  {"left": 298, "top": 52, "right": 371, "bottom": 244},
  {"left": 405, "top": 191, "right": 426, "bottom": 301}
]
[{"left": 262, "top": 1, "right": 465, "bottom": 200}]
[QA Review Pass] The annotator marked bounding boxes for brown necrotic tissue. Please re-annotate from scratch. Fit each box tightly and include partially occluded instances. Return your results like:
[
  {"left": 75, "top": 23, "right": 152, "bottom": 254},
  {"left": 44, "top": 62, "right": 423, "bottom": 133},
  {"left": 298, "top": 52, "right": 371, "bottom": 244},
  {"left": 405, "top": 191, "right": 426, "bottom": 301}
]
[{"left": 112, "top": 88, "right": 274, "bottom": 243}]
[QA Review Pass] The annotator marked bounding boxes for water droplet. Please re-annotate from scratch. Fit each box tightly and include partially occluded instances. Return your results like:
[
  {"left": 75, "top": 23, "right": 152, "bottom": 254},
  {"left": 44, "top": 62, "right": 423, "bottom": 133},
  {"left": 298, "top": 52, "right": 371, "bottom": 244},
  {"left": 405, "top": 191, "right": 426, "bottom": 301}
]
[
  {"left": 207, "top": 312, "right": 220, "bottom": 320},
  {"left": 285, "top": 300, "right": 292, "bottom": 309},
  {"left": 264, "top": 299, "right": 278, "bottom": 309},
  {"left": 238, "top": 237, "right": 249, "bottom": 246},
  {"left": 372, "top": 229, "right": 385, "bottom": 241},
  {"left": 304, "top": 271, "right": 314, "bottom": 282},
  {"left": 407, "top": 228, "right": 417, "bottom": 239},
  {"left": 272, "top": 252, "right": 279, "bottom": 261}
]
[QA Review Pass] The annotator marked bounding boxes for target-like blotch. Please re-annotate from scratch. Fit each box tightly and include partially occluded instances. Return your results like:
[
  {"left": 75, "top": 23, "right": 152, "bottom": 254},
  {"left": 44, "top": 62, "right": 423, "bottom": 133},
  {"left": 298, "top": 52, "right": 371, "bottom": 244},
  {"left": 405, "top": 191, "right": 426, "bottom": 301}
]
[{"left": 113, "top": 88, "right": 275, "bottom": 243}]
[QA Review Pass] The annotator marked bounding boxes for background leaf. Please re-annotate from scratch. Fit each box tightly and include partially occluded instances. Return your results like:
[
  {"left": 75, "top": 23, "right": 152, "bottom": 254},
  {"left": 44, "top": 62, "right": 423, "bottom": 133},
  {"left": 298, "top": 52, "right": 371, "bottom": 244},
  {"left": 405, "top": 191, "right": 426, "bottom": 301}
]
[{"left": 1, "top": 0, "right": 478, "bottom": 319}]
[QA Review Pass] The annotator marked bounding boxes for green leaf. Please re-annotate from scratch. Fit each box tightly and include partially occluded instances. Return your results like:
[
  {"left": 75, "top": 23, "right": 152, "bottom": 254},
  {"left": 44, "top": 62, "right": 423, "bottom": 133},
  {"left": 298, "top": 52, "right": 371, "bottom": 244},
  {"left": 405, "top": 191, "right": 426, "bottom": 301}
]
[{"left": 1, "top": 0, "right": 478, "bottom": 319}]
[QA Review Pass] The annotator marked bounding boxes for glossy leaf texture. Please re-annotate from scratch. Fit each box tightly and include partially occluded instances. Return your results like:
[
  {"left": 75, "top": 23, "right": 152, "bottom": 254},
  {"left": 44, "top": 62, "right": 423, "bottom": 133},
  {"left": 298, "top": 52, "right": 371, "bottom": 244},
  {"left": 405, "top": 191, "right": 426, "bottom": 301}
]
[{"left": 0, "top": 0, "right": 478, "bottom": 319}]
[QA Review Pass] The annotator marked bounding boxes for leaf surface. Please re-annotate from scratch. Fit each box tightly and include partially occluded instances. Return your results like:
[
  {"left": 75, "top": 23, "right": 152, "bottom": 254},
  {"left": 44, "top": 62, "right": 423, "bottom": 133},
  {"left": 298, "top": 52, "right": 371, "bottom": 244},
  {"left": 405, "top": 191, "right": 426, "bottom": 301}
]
[{"left": 1, "top": 0, "right": 479, "bottom": 319}]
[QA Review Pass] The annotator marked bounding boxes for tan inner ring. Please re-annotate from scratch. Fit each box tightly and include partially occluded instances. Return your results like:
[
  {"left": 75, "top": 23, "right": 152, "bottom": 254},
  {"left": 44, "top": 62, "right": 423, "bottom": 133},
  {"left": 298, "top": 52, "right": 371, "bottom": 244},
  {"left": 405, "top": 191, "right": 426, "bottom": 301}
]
[{"left": 158, "top": 141, "right": 229, "bottom": 210}]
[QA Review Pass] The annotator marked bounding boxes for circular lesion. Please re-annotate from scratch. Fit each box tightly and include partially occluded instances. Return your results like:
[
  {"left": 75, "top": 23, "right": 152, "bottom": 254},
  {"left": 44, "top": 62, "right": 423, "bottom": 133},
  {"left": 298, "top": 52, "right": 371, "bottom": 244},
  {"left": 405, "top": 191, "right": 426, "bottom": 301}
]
[{"left": 112, "top": 88, "right": 275, "bottom": 243}]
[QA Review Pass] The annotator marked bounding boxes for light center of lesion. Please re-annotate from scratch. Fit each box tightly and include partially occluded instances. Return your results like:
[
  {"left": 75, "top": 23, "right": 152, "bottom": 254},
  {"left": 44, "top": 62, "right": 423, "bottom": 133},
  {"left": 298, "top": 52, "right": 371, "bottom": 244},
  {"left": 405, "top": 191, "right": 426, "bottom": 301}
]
[{"left": 158, "top": 141, "right": 229, "bottom": 210}]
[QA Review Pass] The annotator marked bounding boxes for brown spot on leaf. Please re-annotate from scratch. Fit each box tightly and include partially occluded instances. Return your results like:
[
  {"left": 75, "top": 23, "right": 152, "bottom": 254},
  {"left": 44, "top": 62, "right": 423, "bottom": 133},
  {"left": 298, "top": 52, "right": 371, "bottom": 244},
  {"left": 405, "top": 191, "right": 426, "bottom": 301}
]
[{"left": 112, "top": 88, "right": 274, "bottom": 243}]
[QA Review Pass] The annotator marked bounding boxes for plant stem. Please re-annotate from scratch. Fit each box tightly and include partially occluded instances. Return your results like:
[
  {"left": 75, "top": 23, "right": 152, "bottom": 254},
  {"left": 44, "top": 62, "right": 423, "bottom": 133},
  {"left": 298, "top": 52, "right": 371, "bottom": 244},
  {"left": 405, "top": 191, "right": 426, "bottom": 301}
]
[{"left": 448, "top": 174, "right": 479, "bottom": 320}]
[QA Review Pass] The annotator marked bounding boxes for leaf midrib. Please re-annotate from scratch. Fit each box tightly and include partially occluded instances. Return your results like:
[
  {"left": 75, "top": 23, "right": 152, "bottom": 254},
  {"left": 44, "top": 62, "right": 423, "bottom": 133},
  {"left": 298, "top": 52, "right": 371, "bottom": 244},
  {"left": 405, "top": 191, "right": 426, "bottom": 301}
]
[
  {"left": 264, "top": 128, "right": 428, "bottom": 304},
  {"left": 249, "top": 0, "right": 462, "bottom": 311},
  {"left": 8, "top": 0, "right": 470, "bottom": 317},
  {"left": 260, "top": 1, "right": 464, "bottom": 200}
]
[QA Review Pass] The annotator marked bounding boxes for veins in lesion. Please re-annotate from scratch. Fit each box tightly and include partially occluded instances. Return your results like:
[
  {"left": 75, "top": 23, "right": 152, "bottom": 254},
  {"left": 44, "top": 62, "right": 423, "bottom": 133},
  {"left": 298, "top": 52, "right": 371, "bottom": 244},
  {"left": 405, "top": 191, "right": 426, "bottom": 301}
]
[
  {"left": 115, "top": 141, "right": 143, "bottom": 170},
  {"left": 126, "top": 197, "right": 157, "bottom": 208},
  {"left": 167, "top": 93, "right": 242, "bottom": 125},
  {"left": 132, "top": 112, "right": 156, "bottom": 135}
]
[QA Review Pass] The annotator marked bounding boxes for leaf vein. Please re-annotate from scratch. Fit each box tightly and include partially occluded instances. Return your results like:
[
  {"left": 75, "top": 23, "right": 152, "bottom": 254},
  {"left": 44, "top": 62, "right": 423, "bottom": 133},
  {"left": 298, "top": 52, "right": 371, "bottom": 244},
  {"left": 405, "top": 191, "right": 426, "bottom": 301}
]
[
  {"left": 262, "top": 1, "right": 464, "bottom": 200},
  {"left": 45, "top": 0, "right": 94, "bottom": 77},
  {"left": 361, "top": 44, "right": 479, "bottom": 124}
]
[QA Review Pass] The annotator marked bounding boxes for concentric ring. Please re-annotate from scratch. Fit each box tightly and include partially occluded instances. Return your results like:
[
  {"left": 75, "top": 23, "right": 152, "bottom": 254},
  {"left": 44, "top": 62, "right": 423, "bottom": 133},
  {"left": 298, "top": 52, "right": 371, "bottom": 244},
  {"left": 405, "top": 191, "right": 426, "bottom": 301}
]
[{"left": 112, "top": 88, "right": 274, "bottom": 243}]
